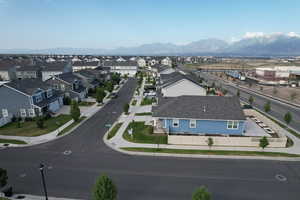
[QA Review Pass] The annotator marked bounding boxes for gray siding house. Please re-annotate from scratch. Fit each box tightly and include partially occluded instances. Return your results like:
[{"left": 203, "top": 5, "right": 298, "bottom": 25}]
[
  {"left": 46, "top": 72, "right": 87, "bottom": 101},
  {"left": 0, "top": 79, "right": 63, "bottom": 126}
]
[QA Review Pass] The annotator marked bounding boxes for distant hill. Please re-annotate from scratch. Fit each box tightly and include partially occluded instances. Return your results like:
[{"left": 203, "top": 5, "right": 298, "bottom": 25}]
[{"left": 1, "top": 33, "right": 300, "bottom": 56}]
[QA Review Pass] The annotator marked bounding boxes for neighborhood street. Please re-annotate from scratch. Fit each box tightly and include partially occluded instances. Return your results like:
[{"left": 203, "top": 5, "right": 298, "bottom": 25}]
[{"left": 1, "top": 78, "right": 300, "bottom": 200}]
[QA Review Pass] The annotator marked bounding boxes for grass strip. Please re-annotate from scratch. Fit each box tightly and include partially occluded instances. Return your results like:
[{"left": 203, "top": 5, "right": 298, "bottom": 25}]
[
  {"left": 122, "top": 147, "right": 300, "bottom": 157},
  {"left": 107, "top": 123, "right": 123, "bottom": 140},
  {"left": 135, "top": 112, "right": 152, "bottom": 116},
  {"left": 0, "top": 138, "right": 27, "bottom": 145},
  {"left": 57, "top": 117, "right": 86, "bottom": 136}
]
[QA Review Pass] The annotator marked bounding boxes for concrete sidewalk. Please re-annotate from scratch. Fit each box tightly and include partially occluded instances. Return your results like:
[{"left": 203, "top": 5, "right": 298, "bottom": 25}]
[
  {"left": 106, "top": 79, "right": 300, "bottom": 160},
  {"left": 0, "top": 81, "right": 126, "bottom": 148}
]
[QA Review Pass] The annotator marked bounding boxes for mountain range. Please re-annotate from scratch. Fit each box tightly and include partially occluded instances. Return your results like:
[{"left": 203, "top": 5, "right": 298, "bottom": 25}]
[{"left": 1, "top": 33, "right": 300, "bottom": 56}]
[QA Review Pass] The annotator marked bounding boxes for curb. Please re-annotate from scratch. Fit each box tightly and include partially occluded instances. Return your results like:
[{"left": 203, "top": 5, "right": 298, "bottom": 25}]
[
  {"left": 102, "top": 124, "right": 300, "bottom": 162},
  {"left": 0, "top": 87, "right": 118, "bottom": 149}
]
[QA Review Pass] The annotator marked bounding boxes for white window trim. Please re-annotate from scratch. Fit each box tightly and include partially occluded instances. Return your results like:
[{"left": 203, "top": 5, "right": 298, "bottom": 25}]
[
  {"left": 28, "top": 109, "right": 35, "bottom": 117},
  {"left": 35, "top": 94, "right": 42, "bottom": 103},
  {"left": 47, "top": 89, "right": 53, "bottom": 98},
  {"left": 227, "top": 120, "right": 239, "bottom": 129},
  {"left": 173, "top": 119, "right": 179, "bottom": 128},
  {"left": 2, "top": 109, "right": 8, "bottom": 117},
  {"left": 20, "top": 109, "right": 26, "bottom": 117},
  {"left": 190, "top": 119, "right": 197, "bottom": 128}
]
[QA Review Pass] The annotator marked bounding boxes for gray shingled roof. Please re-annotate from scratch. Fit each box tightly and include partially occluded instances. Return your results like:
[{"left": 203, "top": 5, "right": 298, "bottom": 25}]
[
  {"left": 5, "top": 79, "right": 52, "bottom": 95},
  {"left": 103, "top": 60, "right": 137, "bottom": 67},
  {"left": 153, "top": 96, "right": 246, "bottom": 120}
]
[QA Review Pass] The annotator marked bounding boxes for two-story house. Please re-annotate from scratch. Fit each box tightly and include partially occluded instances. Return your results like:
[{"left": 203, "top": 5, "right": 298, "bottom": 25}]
[
  {"left": 46, "top": 72, "right": 87, "bottom": 101},
  {"left": 40, "top": 62, "right": 73, "bottom": 81},
  {"left": 15, "top": 65, "right": 41, "bottom": 79},
  {"left": 0, "top": 79, "right": 63, "bottom": 126},
  {"left": 103, "top": 61, "right": 138, "bottom": 77},
  {"left": 0, "top": 60, "right": 17, "bottom": 81},
  {"left": 72, "top": 61, "right": 99, "bottom": 72}
]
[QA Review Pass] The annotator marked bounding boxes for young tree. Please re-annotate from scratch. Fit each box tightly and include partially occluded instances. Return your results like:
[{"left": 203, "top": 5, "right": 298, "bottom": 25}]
[
  {"left": 207, "top": 137, "right": 213, "bottom": 149},
  {"left": 248, "top": 96, "right": 254, "bottom": 105},
  {"left": 192, "top": 186, "right": 211, "bottom": 200},
  {"left": 36, "top": 116, "right": 45, "bottom": 129},
  {"left": 111, "top": 73, "right": 121, "bottom": 85},
  {"left": 93, "top": 174, "right": 117, "bottom": 200},
  {"left": 96, "top": 88, "right": 106, "bottom": 103},
  {"left": 105, "top": 81, "right": 114, "bottom": 93},
  {"left": 123, "top": 103, "right": 129, "bottom": 114},
  {"left": 70, "top": 101, "right": 81, "bottom": 121},
  {"left": 236, "top": 89, "right": 240, "bottom": 97},
  {"left": 284, "top": 112, "right": 292, "bottom": 125},
  {"left": 264, "top": 101, "right": 271, "bottom": 113},
  {"left": 259, "top": 136, "right": 269, "bottom": 150},
  {"left": 0, "top": 168, "right": 8, "bottom": 187}
]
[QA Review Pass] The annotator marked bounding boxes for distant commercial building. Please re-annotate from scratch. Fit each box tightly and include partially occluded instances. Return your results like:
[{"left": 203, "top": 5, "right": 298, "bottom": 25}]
[{"left": 255, "top": 66, "right": 300, "bottom": 84}]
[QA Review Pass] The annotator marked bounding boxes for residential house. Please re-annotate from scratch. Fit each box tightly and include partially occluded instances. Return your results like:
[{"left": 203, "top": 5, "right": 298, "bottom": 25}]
[
  {"left": 137, "top": 58, "right": 146, "bottom": 67},
  {"left": 15, "top": 65, "right": 41, "bottom": 79},
  {"left": 0, "top": 61, "right": 17, "bottom": 81},
  {"left": 72, "top": 61, "right": 99, "bottom": 72},
  {"left": 40, "top": 62, "right": 73, "bottom": 81},
  {"left": 152, "top": 64, "right": 175, "bottom": 77},
  {"left": 0, "top": 79, "right": 63, "bottom": 126},
  {"left": 153, "top": 96, "right": 246, "bottom": 135},
  {"left": 46, "top": 72, "right": 87, "bottom": 101},
  {"left": 75, "top": 69, "right": 101, "bottom": 89},
  {"left": 159, "top": 72, "right": 207, "bottom": 97},
  {"left": 103, "top": 61, "right": 138, "bottom": 77},
  {"left": 161, "top": 57, "right": 172, "bottom": 67}
]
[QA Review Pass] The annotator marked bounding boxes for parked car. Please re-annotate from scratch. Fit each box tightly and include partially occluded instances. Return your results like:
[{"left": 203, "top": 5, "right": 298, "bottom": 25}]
[{"left": 110, "top": 92, "right": 118, "bottom": 98}]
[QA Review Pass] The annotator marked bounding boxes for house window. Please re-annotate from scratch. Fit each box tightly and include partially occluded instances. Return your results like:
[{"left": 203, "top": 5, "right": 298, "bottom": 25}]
[
  {"left": 2, "top": 109, "right": 8, "bottom": 117},
  {"left": 61, "top": 84, "right": 65, "bottom": 91},
  {"left": 54, "top": 84, "right": 59, "bottom": 90},
  {"left": 227, "top": 121, "right": 239, "bottom": 129},
  {"left": 28, "top": 109, "right": 35, "bottom": 117},
  {"left": 173, "top": 119, "right": 179, "bottom": 128},
  {"left": 35, "top": 94, "right": 42, "bottom": 103},
  {"left": 20, "top": 109, "right": 26, "bottom": 117},
  {"left": 190, "top": 120, "right": 197, "bottom": 128},
  {"left": 47, "top": 89, "right": 53, "bottom": 98}
]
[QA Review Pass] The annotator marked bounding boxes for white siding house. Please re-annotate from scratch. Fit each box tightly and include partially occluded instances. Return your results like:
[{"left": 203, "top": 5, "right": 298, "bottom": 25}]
[{"left": 161, "top": 79, "right": 207, "bottom": 97}]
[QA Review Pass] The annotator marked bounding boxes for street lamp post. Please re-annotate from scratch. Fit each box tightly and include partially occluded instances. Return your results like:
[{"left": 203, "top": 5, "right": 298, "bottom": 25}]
[{"left": 39, "top": 163, "right": 48, "bottom": 200}]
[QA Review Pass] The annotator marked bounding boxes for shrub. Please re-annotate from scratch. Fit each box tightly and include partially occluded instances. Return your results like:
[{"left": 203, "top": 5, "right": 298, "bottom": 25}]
[
  {"left": 70, "top": 101, "right": 81, "bottom": 121},
  {"left": 36, "top": 116, "right": 45, "bottom": 129},
  {"left": 93, "top": 174, "right": 117, "bottom": 200},
  {"left": 63, "top": 96, "right": 71, "bottom": 105},
  {"left": 0, "top": 168, "right": 8, "bottom": 187}
]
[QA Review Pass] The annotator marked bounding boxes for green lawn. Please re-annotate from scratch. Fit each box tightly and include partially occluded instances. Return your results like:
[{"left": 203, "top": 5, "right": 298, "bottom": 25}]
[
  {"left": 0, "top": 138, "right": 27, "bottom": 144},
  {"left": 0, "top": 115, "right": 72, "bottom": 137},
  {"left": 78, "top": 101, "right": 96, "bottom": 106},
  {"left": 141, "top": 98, "right": 156, "bottom": 106},
  {"left": 135, "top": 112, "right": 153, "bottom": 116},
  {"left": 0, "top": 198, "right": 10, "bottom": 200},
  {"left": 107, "top": 123, "right": 123, "bottom": 139},
  {"left": 123, "top": 122, "right": 167, "bottom": 144},
  {"left": 122, "top": 147, "right": 300, "bottom": 157},
  {"left": 57, "top": 117, "right": 86, "bottom": 136}
]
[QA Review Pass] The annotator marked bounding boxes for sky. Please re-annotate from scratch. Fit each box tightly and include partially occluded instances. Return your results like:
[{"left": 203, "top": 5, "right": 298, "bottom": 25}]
[{"left": 0, "top": 0, "right": 300, "bottom": 49}]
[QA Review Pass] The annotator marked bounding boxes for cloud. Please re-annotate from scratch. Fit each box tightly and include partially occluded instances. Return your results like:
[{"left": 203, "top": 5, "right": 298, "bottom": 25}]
[
  {"left": 287, "top": 32, "right": 300, "bottom": 38},
  {"left": 243, "top": 32, "right": 300, "bottom": 39},
  {"left": 243, "top": 32, "right": 265, "bottom": 39}
]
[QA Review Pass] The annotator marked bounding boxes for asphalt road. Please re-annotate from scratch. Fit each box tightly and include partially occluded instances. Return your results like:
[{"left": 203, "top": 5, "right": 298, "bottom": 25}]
[
  {"left": 198, "top": 72, "right": 300, "bottom": 132},
  {"left": 1, "top": 78, "right": 300, "bottom": 200}
]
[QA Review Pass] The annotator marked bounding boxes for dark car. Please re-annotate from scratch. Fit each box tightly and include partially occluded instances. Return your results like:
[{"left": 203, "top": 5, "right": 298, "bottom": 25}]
[{"left": 110, "top": 92, "right": 118, "bottom": 98}]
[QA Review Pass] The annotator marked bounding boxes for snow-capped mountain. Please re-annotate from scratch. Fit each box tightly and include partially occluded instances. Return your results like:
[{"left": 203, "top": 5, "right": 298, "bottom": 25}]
[{"left": 1, "top": 33, "right": 300, "bottom": 56}]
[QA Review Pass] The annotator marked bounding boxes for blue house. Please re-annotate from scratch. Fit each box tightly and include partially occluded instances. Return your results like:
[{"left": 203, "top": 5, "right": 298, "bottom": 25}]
[{"left": 153, "top": 96, "right": 246, "bottom": 135}]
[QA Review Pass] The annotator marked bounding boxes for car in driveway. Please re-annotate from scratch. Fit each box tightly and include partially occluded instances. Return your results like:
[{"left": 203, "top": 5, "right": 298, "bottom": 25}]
[{"left": 110, "top": 92, "right": 118, "bottom": 98}]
